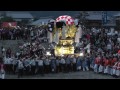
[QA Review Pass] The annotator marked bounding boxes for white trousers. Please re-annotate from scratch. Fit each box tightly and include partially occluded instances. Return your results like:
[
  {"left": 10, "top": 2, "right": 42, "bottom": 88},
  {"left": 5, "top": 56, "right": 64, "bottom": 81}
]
[
  {"left": 0, "top": 74, "right": 5, "bottom": 79},
  {"left": 83, "top": 68, "right": 85, "bottom": 71},
  {"left": 112, "top": 69, "right": 116, "bottom": 75},
  {"left": 116, "top": 70, "right": 120, "bottom": 76},
  {"left": 108, "top": 67, "right": 112, "bottom": 75},
  {"left": 104, "top": 66, "right": 109, "bottom": 74},
  {"left": 90, "top": 64, "right": 94, "bottom": 69},
  {"left": 77, "top": 66, "right": 81, "bottom": 70},
  {"left": 110, "top": 68, "right": 113, "bottom": 75},
  {"left": 98, "top": 65, "right": 104, "bottom": 73},
  {"left": 85, "top": 66, "right": 89, "bottom": 71},
  {"left": 94, "top": 64, "right": 98, "bottom": 73}
]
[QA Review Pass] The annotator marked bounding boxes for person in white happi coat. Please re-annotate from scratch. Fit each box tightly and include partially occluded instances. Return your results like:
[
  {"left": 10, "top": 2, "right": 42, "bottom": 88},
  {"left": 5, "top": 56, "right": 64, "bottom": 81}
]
[
  {"left": 3, "top": 56, "right": 8, "bottom": 73},
  {"left": 5, "top": 56, "right": 12, "bottom": 74},
  {"left": 17, "top": 59, "right": 24, "bottom": 78}
]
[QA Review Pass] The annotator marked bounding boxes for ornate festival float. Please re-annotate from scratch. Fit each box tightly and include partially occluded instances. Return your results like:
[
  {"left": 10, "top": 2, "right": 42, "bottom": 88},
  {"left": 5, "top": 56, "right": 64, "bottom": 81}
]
[{"left": 47, "top": 15, "right": 82, "bottom": 56}]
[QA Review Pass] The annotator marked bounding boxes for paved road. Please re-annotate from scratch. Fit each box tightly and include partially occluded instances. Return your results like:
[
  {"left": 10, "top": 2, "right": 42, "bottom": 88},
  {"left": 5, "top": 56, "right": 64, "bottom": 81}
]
[{"left": 5, "top": 71, "right": 120, "bottom": 79}]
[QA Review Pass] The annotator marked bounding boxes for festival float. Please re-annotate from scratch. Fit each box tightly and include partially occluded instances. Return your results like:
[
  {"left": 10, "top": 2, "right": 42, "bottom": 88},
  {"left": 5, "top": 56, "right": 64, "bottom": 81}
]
[{"left": 47, "top": 15, "right": 82, "bottom": 56}]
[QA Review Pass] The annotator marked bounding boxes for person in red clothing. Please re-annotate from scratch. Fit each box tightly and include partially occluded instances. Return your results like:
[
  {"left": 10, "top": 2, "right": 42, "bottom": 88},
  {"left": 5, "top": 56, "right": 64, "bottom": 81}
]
[
  {"left": 110, "top": 56, "right": 117, "bottom": 75},
  {"left": 118, "top": 50, "right": 120, "bottom": 57},
  {"left": 103, "top": 57, "right": 110, "bottom": 74},
  {"left": 115, "top": 60, "right": 120, "bottom": 77},
  {"left": 112, "top": 60, "right": 119, "bottom": 77},
  {"left": 108, "top": 57, "right": 113, "bottom": 75},
  {"left": 98, "top": 56, "right": 104, "bottom": 73},
  {"left": 94, "top": 55, "right": 101, "bottom": 73},
  {"left": 118, "top": 50, "right": 120, "bottom": 54},
  {"left": 86, "top": 34, "right": 90, "bottom": 42}
]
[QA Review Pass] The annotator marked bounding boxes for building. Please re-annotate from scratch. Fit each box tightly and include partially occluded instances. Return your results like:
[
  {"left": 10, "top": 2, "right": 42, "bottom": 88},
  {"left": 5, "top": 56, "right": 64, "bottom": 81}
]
[
  {"left": 30, "top": 17, "right": 54, "bottom": 26},
  {"left": 114, "top": 13, "right": 120, "bottom": 29},
  {"left": 5, "top": 11, "right": 34, "bottom": 22},
  {"left": 85, "top": 13, "right": 111, "bottom": 28}
]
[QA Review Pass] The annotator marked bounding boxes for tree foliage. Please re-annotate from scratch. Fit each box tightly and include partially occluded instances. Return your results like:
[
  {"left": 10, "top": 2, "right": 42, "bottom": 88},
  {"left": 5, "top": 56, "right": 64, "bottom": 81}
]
[
  {"left": 76, "top": 11, "right": 89, "bottom": 26},
  {"left": 0, "top": 16, "right": 15, "bottom": 22}
]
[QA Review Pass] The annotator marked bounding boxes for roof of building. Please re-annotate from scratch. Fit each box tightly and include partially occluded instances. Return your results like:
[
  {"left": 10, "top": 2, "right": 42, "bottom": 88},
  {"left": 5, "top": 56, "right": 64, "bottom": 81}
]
[
  {"left": 114, "top": 13, "right": 120, "bottom": 17},
  {"left": 86, "top": 14, "right": 110, "bottom": 20},
  {"left": 30, "top": 18, "right": 53, "bottom": 25},
  {"left": 6, "top": 12, "right": 34, "bottom": 19}
]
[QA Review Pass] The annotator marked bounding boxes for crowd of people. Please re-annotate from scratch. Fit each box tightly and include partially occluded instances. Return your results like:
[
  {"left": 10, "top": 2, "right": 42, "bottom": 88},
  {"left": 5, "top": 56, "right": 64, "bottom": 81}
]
[
  {"left": 0, "top": 25, "right": 120, "bottom": 79},
  {"left": 79, "top": 27, "right": 120, "bottom": 77},
  {"left": 0, "top": 26, "right": 48, "bottom": 40}
]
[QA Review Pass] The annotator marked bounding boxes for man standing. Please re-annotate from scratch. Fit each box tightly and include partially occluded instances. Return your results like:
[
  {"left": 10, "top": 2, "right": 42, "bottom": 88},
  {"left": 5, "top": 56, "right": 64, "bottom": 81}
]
[
  {"left": 44, "top": 58, "right": 50, "bottom": 74},
  {"left": 72, "top": 56, "right": 77, "bottom": 72},
  {"left": 60, "top": 57, "right": 66, "bottom": 73},
  {"left": 103, "top": 57, "right": 110, "bottom": 75},
  {"left": 38, "top": 58, "right": 44, "bottom": 76},
  {"left": 98, "top": 56, "right": 104, "bottom": 74},
  {"left": 56, "top": 57, "right": 60, "bottom": 73},
  {"left": 76, "top": 56, "right": 82, "bottom": 71},
  {"left": 94, "top": 55, "right": 100, "bottom": 73},
  {"left": 50, "top": 58, "right": 56, "bottom": 73},
  {"left": 0, "top": 58, "right": 5, "bottom": 79},
  {"left": 17, "top": 58, "right": 24, "bottom": 78},
  {"left": 116, "top": 60, "right": 120, "bottom": 77},
  {"left": 30, "top": 58, "right": 36, "bottom": 75},
  {"left": 110, "top": 56, "right": 117, "bottom": 76},
  {"left": 65, "top": 56, "right": 71, "bottom": 72}
]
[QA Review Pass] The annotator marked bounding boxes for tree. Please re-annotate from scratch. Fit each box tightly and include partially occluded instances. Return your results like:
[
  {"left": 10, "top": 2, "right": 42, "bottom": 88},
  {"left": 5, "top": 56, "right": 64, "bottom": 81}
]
[
  {"left": 0, "top": 16, "right": 15, "bottom": 22},
  {"left": 19, "top": 19, "right": 29, "bottom": 26},
  {"left": 33, "top": 17, "right": 39, "bottom": 21},
  {"left": 75, "top": 11, "right": 89, "bottom": 27}
]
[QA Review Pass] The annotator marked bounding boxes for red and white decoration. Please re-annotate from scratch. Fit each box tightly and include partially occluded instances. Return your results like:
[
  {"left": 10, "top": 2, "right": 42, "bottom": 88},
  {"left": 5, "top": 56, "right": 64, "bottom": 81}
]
[
  {"left": 2, "top": 22, "right": 17, "bottom": 28},
  {"left": 56, "top": 15, "right": 74, "bottom": 25}
]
